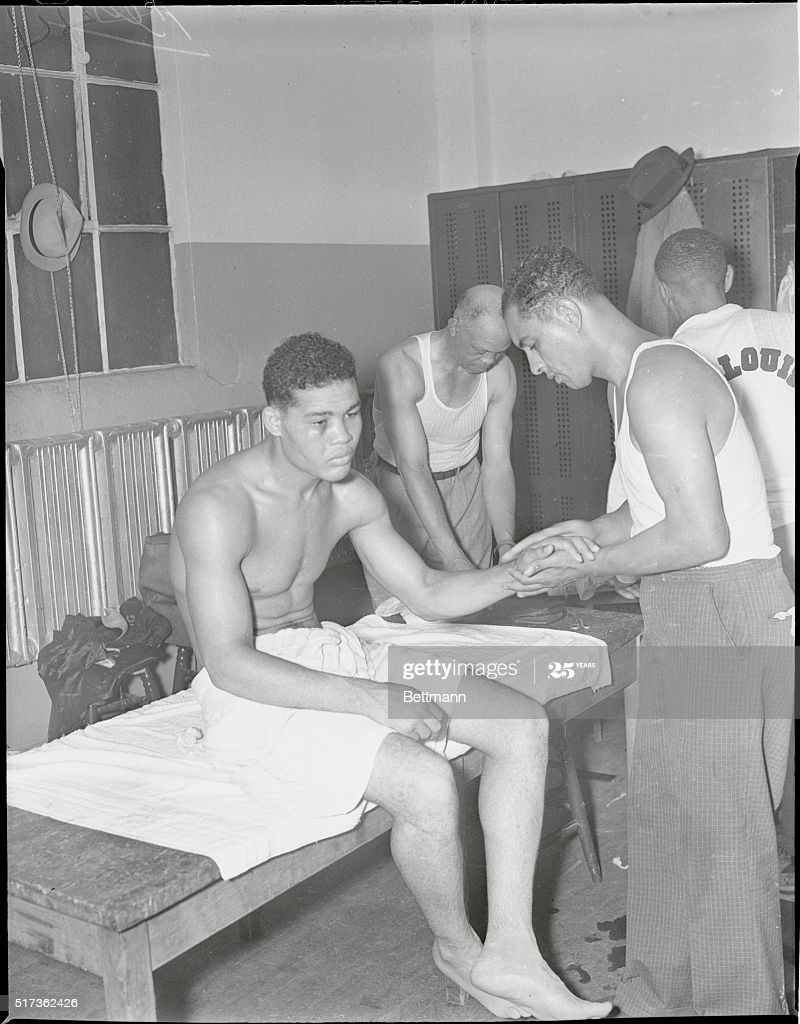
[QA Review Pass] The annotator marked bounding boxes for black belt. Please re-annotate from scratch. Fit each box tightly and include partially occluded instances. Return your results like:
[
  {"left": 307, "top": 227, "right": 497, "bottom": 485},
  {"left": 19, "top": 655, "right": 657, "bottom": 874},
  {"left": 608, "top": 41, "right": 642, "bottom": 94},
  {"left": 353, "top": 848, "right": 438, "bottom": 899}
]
[{"left": 377, "top": 454, "right": 477, "bottom": 481}]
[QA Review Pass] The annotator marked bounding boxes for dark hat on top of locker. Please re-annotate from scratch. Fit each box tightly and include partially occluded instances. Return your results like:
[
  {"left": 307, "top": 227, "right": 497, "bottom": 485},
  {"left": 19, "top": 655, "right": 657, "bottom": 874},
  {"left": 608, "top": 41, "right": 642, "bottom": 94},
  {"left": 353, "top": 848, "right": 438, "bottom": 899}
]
[
  {"left": 20, "top": 183, "right": 84, "bottom": 272},
  {"left": 626, "top": 146, "right": 695, "bottom": 222}
]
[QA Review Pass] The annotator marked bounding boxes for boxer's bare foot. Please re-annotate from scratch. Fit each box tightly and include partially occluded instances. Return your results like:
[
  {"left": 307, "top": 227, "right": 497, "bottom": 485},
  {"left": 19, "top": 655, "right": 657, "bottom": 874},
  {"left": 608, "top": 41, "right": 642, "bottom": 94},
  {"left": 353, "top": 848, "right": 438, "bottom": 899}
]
[
  {"left": 432, "top": 937, "right": 534, "bottom": 1019},
  {"left": 471, "top": 939, "right": 613, "bottom": 1021}
]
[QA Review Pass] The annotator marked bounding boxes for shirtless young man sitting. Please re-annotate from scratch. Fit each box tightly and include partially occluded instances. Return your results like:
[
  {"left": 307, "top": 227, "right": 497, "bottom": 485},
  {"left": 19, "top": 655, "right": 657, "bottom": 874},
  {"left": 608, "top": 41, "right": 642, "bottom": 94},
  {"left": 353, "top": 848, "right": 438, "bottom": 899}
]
[{"left": 169, "top": 332, "right": 611, "bottom": 1022}]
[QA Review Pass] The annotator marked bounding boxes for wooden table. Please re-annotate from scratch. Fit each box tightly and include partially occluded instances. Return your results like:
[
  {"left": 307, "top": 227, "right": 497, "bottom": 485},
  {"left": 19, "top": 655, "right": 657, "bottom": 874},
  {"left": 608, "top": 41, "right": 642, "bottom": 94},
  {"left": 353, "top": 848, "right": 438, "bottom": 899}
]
[
  {"left": 7, "top": 603, "right": 642, "bottom": 1022},
  {"left": 458, "top": 596, "right": 643, "bottom": 721},
  {"left": 459, "top": 598, "right": 643, "bottom": 881}
]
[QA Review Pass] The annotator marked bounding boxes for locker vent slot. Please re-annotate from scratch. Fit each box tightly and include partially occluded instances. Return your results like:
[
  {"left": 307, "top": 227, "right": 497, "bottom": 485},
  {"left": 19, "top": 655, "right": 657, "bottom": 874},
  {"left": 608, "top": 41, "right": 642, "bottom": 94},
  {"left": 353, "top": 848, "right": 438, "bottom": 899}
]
[
  {"left": 474, "top": 208, "right": 490, "bottom": 283},
  {"left": 600, "top": 194, "right": 620, "bottom": 307},
  {"left": 731, "top": 177, "right": 753, "bottom": 308}
]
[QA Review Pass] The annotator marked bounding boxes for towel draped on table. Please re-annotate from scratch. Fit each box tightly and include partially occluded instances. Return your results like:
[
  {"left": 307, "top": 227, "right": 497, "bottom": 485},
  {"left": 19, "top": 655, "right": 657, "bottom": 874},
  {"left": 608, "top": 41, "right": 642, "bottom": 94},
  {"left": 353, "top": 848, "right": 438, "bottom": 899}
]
[{"left": 8, "top": 614, "right": 609, "bottom": 880}]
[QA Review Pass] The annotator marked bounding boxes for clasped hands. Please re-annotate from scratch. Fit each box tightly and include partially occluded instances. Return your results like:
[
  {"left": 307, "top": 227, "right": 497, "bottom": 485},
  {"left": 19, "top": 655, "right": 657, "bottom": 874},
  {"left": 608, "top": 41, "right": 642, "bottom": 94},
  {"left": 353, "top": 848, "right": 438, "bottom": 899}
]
[{"left": 498, "top": 519, "right": 601, "bottom": 596}]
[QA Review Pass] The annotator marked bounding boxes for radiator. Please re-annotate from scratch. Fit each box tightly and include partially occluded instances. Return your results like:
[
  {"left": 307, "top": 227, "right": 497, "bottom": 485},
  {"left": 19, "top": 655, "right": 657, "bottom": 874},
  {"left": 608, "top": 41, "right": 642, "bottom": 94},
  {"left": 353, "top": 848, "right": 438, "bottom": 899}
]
[
  {"left": 170, "top": 407, "right": 265, "bottom": 503},
  {"left": 5, "top": 407, "right": 266, "bottom": 668}
]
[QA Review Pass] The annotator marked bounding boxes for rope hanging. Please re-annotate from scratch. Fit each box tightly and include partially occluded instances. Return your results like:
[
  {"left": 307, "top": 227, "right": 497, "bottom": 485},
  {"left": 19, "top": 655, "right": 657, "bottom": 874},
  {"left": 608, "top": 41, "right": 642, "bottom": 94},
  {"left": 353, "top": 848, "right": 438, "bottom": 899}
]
[{"left": 11, "top": 4, "right": 83, "bottom": 430}]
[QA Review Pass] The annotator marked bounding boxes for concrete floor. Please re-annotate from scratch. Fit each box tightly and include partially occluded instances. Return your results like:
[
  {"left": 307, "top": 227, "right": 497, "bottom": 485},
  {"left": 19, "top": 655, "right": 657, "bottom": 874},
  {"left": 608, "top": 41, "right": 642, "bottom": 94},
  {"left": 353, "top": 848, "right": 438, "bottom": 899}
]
[{"left": 7, "top": 708, "right": 796, "bottom": 1021}]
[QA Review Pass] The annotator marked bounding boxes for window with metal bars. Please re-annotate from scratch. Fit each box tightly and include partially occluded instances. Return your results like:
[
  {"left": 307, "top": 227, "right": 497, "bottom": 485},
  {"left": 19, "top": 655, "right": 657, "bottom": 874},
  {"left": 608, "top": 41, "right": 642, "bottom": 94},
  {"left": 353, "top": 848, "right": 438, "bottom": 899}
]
[{"left": 2, "top": 5, "right": 179, "bottom": 388}]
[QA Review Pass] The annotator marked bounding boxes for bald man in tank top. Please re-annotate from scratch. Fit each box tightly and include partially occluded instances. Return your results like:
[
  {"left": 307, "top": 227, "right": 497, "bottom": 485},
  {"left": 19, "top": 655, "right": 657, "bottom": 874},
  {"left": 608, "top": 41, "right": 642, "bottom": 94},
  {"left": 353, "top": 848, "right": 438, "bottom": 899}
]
[
  {"left": 500, "top": 245, "right": 794, "bottom": 1018},
  {"left": 366, "top": 285, "right": 517, "bottom": 609}
]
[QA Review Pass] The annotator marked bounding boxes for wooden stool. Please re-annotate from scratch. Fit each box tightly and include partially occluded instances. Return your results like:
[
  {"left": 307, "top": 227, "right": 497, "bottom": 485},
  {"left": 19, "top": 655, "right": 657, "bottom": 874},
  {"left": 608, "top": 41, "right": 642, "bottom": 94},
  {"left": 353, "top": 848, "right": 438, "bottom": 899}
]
[{"left": 546, "top": 723, "right": 603, "bottom": 882}]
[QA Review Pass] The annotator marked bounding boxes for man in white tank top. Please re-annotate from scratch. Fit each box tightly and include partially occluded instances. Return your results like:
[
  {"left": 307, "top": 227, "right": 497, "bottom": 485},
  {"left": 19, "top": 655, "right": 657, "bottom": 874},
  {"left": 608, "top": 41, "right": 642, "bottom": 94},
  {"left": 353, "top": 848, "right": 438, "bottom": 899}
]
[
  {"left": 365, "top": 285, "right": 517, "bottom": 610},
  {"left": 655, "top": 228, "right": 794, "bottom": 585},
  {"left": 499, "top": 245, "right": 794, "bottom": 1017},
  {"left": 654, "top": 226, "right": 796, "bottom": 909}
]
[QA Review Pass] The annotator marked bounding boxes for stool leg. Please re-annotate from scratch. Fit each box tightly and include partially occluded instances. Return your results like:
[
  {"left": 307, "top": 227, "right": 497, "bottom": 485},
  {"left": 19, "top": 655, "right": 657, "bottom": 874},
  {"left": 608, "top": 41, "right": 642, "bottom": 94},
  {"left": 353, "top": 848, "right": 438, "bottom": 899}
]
[
  {"left": 557, "top": 726, "right": 603, "bottom": 883},
  {"left": 139, "top": 666, "right": 163, "bottom": 704},
  {"left": 172, "top": 645, "right": 195, "bottom": 694}
]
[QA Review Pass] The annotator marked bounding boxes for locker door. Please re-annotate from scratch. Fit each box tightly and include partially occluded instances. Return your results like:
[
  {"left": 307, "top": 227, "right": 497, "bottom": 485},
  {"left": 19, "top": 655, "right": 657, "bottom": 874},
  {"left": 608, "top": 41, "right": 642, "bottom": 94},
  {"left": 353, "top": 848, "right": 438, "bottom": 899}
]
[
  {"left": 509, "top": 346, "right": 615, "bottom": 537},
  {"left": 769, "top": 152, "right": 797, "bottom": 306},
  {"left": 685, "top": 156, "right": 770, "bottom": 310},
  {"left": 498, "top": 180, "right": 577, "bottom": 280},
  {"left": 428, "top": 191, "right": 502, "bottom": 329},
  {"left": 575, "top": 171, "right": 640, "bottom": 313}
]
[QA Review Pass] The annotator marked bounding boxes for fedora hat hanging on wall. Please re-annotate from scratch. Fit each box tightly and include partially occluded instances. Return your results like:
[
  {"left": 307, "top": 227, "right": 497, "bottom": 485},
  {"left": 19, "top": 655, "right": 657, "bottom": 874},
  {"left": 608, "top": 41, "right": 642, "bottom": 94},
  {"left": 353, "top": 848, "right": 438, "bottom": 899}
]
[
  {"left": 20, "top": 183, "right": 84, "bottom": 271},
  {"left": 626, "top": 146, "right": 695, "bottom": 222}
]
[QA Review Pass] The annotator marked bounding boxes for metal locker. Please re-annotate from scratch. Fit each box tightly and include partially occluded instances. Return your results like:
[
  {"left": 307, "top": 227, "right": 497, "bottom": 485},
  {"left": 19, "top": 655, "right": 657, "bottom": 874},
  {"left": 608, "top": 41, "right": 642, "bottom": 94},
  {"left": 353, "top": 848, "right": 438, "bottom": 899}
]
[
  {"left": 428, "top": 190, "right": 502, "bottom": 328},
  {"left": 769, "top": 152, "right": 797, "bottom": 305},
  {"left": 498, "top": 179, "right": 577, "bottom": 279},
  {"left": 684, "top": 155, "right": 771, "bottom": 310},
  {"left": 427, "top": 149, "right": 795, "bottom": 541},
  {"left": 497, "top": 177, "right": 616, "bottom": 535},
  {"left": 575, "top": 169, "right": 640, "bottom": 313},
  {"left": 510, "top": 345, "right": 615, "bottom": 538}
]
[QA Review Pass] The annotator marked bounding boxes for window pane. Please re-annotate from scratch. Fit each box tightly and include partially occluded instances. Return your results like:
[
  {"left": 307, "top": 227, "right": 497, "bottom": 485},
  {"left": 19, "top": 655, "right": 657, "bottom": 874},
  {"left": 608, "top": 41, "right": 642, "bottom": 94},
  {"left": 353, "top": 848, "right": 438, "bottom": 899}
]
[
  {"left": 14, "top": 234, "right": 102, "bottom": 380},
  {"left": 100, "top": 233, "right": 177, "bottom": 369},
  {"left": 89, "top": 85, "right": 166, "bottom": 224},
  {"left": 0, "top": 6, "right": 73, "bottom": 73},
  {"left": 0, "top": 72, "right": 81, "bottom": 217},
  {"left": 83, "top": 6, "right": 157, "bottom": 83},
  {"left": 5, "top": 238, "right": 18, "bottom": 382}
]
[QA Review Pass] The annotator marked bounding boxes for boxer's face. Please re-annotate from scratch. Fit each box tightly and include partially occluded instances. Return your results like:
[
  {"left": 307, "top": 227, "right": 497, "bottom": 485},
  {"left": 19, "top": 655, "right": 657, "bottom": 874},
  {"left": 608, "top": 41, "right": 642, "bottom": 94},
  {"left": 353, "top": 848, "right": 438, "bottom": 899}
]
[
  {"left": 278, "top": 378, "right": 362, "bottom": 481},
  {"left": 504, "top": 303, "right": 592, "bottom": 390}
]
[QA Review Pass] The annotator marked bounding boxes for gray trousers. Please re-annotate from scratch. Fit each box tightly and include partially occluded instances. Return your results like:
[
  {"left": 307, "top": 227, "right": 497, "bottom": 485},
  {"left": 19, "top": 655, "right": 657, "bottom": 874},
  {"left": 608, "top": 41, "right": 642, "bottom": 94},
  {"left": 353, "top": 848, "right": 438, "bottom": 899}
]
[
  {"left": 363, "top": 454, "right": 492, "bottom": 611},
  {"left": 616, "top": 557, "right": 794, "bottom": 1017}
]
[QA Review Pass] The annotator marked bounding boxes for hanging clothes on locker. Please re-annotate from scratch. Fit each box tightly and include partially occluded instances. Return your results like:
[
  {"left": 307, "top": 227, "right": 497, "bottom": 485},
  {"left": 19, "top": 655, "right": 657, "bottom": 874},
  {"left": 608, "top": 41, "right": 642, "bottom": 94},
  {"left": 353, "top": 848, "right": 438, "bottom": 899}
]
[{"left": 625, "top": 146, "right": 701, "bottom": 337}]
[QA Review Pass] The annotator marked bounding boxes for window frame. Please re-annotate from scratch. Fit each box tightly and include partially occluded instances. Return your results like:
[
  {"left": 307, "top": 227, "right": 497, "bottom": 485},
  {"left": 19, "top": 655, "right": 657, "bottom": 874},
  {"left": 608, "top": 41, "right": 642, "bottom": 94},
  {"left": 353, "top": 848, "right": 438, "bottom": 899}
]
[{"left": 2, "top": 4, "right": 182, "bottom": 385}]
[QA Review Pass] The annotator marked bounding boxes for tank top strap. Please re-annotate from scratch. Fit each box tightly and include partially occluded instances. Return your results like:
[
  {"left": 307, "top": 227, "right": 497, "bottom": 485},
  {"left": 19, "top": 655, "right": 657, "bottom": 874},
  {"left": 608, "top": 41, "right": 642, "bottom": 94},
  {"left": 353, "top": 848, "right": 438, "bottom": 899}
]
[
  {"left": 416, "top": 334, "right": 434, "bottom": 400},
  {"left": 479, "top": 363, "right": 489, "bottom": 413}
]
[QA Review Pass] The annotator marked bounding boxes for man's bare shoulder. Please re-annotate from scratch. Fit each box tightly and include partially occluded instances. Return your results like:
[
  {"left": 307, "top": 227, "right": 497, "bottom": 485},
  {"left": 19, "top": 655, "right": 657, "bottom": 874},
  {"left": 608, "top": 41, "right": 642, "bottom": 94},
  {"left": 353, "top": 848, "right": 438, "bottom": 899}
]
[
  {"left": 487, "top": 354, "right": 517, "bottom": 400},
  {"left": 627, "top": 344, "right": 729, "bottom": 439},
  {"left": 377, "top": 338, "right": 424, "bottom": 398},
  {"left": 629, "top": 343, "right": 723, "bottom": 399},
  {"left": 335, "top": 469, "right": 386, "bottom": 526},
  {"left": 173, "top": 449, "right": 259, "bottom": 549}
]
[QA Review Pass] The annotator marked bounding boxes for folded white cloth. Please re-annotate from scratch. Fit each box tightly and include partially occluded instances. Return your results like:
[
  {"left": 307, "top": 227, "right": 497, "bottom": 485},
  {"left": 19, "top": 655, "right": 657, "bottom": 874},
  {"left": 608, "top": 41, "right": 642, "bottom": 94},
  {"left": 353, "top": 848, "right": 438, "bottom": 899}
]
[{"left": 7, "top": 615, "right": 609, "bottom": 880}]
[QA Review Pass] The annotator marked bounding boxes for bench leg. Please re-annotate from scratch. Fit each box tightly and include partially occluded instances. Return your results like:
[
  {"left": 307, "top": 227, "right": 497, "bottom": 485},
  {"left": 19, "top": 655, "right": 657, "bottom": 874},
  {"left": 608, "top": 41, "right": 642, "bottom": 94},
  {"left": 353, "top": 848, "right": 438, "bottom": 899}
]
[
  {"left": 99, "top": 922, "right": 157, "bottom": 1021},
  {"left": 556, "top": 728, "right": 603, "bottom": 883}
]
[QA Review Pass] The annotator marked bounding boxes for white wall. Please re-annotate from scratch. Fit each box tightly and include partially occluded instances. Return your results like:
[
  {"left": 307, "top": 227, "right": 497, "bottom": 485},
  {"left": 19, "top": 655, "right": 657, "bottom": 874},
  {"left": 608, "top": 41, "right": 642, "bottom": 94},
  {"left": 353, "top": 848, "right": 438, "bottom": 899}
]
[
  {"left": 158, "top": 5, "right": 441, "bottom": 246},
  {"left": 479, "top": 2, "right": 799, "bottom": 187}
]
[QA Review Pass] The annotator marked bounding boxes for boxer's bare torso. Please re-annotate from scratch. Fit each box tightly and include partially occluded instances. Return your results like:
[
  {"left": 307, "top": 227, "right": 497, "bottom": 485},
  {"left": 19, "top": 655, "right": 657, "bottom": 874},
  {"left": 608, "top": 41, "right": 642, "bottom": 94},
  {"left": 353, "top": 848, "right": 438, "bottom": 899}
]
[{"left": 171, "top": 442, "right": 375, "bottom": 644}]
